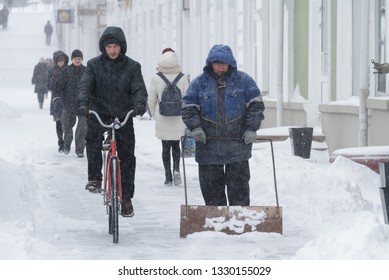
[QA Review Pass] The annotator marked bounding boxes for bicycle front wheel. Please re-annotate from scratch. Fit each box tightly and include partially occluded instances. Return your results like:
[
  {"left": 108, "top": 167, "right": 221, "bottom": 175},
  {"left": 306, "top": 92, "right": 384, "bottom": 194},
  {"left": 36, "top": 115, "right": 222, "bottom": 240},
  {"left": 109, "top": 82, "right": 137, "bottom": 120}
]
[{"left": 110, "top": 157, "right": 120, "bottom": 244}]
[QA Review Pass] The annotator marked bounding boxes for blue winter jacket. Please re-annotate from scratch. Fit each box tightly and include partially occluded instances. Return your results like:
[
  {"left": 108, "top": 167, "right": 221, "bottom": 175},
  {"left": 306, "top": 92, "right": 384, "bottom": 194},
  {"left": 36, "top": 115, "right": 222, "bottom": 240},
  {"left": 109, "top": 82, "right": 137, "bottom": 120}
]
[{"left": 182, "top": 45, "right": 265, "bottom": 165}]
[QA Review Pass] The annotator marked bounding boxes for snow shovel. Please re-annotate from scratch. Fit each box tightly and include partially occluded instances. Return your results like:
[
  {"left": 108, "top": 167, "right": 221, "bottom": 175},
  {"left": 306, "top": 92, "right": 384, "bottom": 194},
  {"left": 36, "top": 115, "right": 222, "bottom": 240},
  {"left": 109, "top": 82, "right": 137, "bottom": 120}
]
[{"left": 179, "top": 137, "right": 282, "bottom": 237}]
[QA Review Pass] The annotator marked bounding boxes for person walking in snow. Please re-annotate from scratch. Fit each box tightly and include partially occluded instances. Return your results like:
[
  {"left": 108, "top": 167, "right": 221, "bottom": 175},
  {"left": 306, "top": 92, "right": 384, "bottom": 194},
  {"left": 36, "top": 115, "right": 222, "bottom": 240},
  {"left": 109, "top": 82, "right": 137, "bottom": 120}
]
[
  {"left": 0, "top": 5, "right": 9, "bottom": 29},
  {"left": 48, "top": 50, "right": 68, "bottom": 153},
  {"left": 44, "top": 20, "right": 53, "bottom": 45},
  {"left": 148, "top": 48, "right": 189, "bottom": 186},
  {"left": 32, "top": 57, "right": 49, "bottom": 109},
  {"left": 78, "top": 26, "right": 148, "bottom": 217},
  {"left": 181, "top": 44, "right": 265, "bottom": 206},
  {"left": 58, "top": 49, "right": 87, "bottom": 157}
]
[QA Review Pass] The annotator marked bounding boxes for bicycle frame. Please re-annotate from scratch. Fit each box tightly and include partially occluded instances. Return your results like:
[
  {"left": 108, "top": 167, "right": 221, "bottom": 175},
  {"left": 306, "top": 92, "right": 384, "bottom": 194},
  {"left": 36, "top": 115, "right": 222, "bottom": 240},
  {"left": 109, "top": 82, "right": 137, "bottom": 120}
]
[
  {"left": 103, "top": 136, "right": 122, "bottom": 208},
  {"left": 89, "top": 110, "right": 134, "bottom": 243}
]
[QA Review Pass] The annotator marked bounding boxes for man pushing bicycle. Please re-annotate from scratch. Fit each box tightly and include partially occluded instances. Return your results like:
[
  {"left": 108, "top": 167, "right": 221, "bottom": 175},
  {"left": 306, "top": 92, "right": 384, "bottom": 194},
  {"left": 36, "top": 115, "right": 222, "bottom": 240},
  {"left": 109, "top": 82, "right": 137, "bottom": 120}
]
[{"left": 78, "top": 26, "right": 148, "bottom": 217}]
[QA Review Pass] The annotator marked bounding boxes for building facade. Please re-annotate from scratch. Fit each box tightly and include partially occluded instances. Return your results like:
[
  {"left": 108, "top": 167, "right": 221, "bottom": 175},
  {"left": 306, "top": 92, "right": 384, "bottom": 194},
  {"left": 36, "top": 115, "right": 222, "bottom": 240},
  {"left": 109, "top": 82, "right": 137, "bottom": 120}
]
[{"left": 56, "top": 0, "right": 389, "bottom": 154}]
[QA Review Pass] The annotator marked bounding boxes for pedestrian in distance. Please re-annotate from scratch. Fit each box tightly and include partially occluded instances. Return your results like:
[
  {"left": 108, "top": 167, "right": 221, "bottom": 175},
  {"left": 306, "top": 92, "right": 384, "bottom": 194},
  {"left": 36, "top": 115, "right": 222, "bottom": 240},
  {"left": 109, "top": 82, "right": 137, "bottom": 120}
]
[
  {"left": 0, "top": 5, "right": 9, "bottom": 29},
  {"left": 58, "top": 49, "right": 87, "bottom": 157},
  {"left": 78, "top": 26, "right": 148, "bottom": 217},
  {"left": 45, "top": 58, "right": 54, "bottom": 98},
  {"left": 148, "top": 48, "right": 189, "bottom": 186},
  {"left": 44, "top": 20, "right": 53, "bottom": 45},
  {"left": 6, "top": 0, "right": 13, "bottom": 11},
  {"left": 181, "top": 44, "right": 265, "bottom": 206},
  {"left": 31, "top": 57, "right": 49, "bottom": 109},
  {"left": 48, "top": 50, "right": 69, "bottom": 153}
]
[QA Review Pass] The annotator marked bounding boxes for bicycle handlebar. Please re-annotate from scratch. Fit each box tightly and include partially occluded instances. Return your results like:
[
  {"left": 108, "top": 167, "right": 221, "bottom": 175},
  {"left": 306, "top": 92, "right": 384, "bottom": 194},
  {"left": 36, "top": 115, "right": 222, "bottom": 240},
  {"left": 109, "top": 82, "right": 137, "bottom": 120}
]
[{"left": 88, "top": 110, "right": 134, "bottom": 130}]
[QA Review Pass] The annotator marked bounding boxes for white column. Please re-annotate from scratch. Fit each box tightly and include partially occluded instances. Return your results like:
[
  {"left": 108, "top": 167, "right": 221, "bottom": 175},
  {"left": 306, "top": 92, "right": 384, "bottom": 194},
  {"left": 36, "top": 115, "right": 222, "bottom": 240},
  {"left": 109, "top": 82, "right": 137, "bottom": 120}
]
[
  {"left": 274, "top": 0, "right": 284, "bottom": 126},
  {"left": 359, "top": 0, "right": 370, "bottom": 147}
]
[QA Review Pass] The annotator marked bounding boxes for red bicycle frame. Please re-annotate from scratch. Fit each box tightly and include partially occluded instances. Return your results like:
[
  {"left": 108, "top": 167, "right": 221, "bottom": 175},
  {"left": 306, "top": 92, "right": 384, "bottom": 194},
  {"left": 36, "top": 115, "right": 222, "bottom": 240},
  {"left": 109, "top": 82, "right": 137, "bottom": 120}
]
[{"left": 105, "top": 142, "right": 122, "bottom": 205}]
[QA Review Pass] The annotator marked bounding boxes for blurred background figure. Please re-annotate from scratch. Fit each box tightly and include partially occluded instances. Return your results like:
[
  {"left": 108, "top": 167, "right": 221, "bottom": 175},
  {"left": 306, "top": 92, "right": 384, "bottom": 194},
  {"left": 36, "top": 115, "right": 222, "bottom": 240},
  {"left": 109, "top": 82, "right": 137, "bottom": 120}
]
[
  {"left": 31, "top": 57, "right": 49, "bottom": 109},
  {"left": 6, "top": 0, "right": 12, "bottom": 11},
  {"left": 48, "top": 50, "right": 69, "bottom": 153},
  {"left": 58, "top": 49, "right": 87, "bottom": 157},
  {"left": 45, "top": 58, "right": 54, "bottom": 98},
  {"left": 0, "top": 5, "right": 9, "bottom": 30},
  {"left": 44, "top": 20, "right": 53, "bottom": 45}
]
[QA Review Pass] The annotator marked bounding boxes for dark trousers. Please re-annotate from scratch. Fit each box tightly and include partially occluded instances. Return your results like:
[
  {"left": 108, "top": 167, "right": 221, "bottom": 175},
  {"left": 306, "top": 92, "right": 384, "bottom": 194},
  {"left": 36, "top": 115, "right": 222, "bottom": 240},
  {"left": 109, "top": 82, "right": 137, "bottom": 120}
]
[
  {"left": 86, "top": 115, "right": 136, "bottom": 201},
  {"left": 46, "top": 34, "right": 51, "bottom": 45},
  {"left": 161, "top": 140, "right": 180, "bottom": 180},
  {"left": 56, "top": 120, "right": 63, "bottom": 146},
  {"left": 61, "top": 110, "right": 87, "bottom": 154},
  {"left": 198, "top": 160, "right": 250, "bottom": 206},
  {"left": 37, "top": 93, "right": 45, "bottom": 109}
]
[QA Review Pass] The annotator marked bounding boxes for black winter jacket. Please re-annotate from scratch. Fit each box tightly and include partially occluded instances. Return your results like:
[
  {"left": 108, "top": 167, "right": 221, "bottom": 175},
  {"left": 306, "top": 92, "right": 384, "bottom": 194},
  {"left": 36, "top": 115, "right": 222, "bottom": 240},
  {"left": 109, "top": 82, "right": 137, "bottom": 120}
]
[
  {"left": 48, "top": 50, "right": 69, "bottom": 118},
  {"left": 59, "top": 64, "right": 86, "bottom": 114},
  {"left": 78, "top": 26, "right": 147, "bottom": 119},
  {"left": 32, "top": 62, "right": 48, "bottom": 94}
]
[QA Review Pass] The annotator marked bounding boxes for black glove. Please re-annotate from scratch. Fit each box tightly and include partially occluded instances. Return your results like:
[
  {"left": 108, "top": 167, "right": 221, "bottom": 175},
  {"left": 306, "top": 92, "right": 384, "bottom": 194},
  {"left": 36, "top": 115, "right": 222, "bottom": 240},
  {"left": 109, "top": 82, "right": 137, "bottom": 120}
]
[
  {"left": 77, "top": 106, "right": 88, "bottom": 117},
  {"left": 134, "top": 104, "right": 146, "bottom": 116},
  {"left": 191, "top": 127, "right": 206, "bottom": 144}
]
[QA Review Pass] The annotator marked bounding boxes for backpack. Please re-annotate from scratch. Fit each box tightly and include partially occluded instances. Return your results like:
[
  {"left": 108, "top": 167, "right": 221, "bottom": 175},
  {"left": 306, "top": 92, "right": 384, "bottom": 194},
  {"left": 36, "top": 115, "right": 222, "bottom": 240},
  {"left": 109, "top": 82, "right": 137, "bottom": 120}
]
[{"left": 157, "top": 72, "right": 184, "bottom": 116}]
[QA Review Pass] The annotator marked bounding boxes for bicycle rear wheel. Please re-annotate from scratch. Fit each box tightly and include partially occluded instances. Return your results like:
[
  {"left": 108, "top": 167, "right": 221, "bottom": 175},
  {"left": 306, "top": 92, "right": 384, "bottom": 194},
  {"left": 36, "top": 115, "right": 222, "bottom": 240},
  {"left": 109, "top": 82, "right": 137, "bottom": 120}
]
[{"left": 110, "top": 157, "right": 120, "bottom": 243}]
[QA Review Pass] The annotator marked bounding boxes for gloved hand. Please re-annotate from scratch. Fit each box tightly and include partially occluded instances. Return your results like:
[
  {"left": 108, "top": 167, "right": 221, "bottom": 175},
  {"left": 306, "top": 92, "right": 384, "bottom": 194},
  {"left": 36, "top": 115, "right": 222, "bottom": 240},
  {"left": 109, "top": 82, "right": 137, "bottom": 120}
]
[
  {"left": 134, "top": 104, "right": 146, "bottom": 116},
  {"left": 77, "top": 105, "right": 88, "bottom": 117},
  {"left": 243, "top": 130, "right": 257, "bottom": 144},
  {"left": 191, "top": 127, "right": 206, "bottom": 144}
]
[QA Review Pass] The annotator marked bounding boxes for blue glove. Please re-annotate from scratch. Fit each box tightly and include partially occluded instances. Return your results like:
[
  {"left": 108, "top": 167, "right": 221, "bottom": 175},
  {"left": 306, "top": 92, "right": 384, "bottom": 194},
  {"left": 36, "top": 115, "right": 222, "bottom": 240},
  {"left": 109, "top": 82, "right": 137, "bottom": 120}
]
[
  {"left": 243, "top": 131, "right": 257, "bottom": 144},
  {"left": 191, "top": 127, "right": 206, "bottom": 144}
]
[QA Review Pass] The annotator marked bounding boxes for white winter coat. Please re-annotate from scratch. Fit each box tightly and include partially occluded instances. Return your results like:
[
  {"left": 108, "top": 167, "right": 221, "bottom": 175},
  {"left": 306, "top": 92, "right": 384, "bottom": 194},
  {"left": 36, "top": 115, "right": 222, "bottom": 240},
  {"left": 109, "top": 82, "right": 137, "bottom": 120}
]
[{"left": 148, "top": 51, "right": 189, "bottom": 140}]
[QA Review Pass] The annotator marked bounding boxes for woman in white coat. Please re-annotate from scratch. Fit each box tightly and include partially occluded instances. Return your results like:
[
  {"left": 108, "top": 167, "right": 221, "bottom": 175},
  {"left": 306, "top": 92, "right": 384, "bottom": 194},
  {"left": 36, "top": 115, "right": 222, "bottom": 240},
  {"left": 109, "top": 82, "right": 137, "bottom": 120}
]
[{"left": 148, "top": 48, "right": 190, "bottom": 186}]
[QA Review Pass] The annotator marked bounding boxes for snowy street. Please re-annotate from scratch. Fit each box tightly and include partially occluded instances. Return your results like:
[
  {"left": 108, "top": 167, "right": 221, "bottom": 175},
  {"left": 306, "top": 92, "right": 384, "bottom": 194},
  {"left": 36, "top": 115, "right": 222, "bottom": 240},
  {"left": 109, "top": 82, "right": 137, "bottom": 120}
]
[{"left": 1, "top": 2, "right": 389, "bottom": 272}]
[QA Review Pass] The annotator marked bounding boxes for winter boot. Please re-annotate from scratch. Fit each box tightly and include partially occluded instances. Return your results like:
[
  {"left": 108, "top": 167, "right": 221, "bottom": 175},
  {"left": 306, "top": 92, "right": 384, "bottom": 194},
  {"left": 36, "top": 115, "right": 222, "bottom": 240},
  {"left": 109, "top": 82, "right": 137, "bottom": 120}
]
[
  {"left": 63, "top": 146, "right": 70, "bottom": 155},
  {"left": 173, "top": 170, "right": 181, "bottom": 186},
  {"left": 58, "top": 140, "right": 64, "bottom": 153},
  {"left": 121, "top": 199, "right": 134, "bottom": 217},
  {"left": 85, "top": 180, "right": 102, "bottom": 193},
  {"left": 164, "top": 170, "right": 173, "bottom": 186}
]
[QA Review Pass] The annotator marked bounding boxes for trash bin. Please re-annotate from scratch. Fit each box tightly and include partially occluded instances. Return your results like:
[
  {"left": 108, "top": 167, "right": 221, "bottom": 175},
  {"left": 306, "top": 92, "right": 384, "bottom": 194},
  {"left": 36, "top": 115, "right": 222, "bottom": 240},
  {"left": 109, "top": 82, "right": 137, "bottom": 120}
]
[
  {"left": 380, "top": 188, "right": 389, "bottom": 224},
  {"left": 289, "top": 127, "right": 313, "bottom": 159},
  {"left": 379, "top": 162, "right": 389, "bottom": 224},
  {"left": 379, "top": 162, "right": 389, "bottom": 187}
]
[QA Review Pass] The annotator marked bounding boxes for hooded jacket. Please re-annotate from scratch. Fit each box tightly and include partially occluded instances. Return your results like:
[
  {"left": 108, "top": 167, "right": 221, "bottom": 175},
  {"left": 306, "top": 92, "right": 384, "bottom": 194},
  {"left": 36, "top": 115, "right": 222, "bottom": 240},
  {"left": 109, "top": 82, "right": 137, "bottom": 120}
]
[
  {"left": 78, "top": 26, "right": 147, "bottom": 119},
  {"left": 182, "top": 45, "right": 265, "bottom": 165},
  {"left": 48, "top": 50, "right": 69, "bottom": 97},
  {"left": 32, "top": 58, "right": 48, "bottom": 94},
  {"left": 48, "top": 50, "right": 69, "bottom": 119}
]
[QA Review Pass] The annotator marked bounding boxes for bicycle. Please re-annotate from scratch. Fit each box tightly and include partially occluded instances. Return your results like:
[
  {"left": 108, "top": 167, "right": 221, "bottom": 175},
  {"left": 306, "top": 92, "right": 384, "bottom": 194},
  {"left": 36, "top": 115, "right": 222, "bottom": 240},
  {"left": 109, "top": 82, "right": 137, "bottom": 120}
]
[{"left": 88, "top": 110, "right": 134, "bottom": 244}]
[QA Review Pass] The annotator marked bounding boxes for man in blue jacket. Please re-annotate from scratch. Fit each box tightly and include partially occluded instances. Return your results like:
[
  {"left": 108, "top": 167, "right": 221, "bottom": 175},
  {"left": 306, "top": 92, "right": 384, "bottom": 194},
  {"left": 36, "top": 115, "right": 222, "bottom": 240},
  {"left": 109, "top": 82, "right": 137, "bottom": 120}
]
[{"left": 181, "top": 44, "right": 265, "bottom": 206}]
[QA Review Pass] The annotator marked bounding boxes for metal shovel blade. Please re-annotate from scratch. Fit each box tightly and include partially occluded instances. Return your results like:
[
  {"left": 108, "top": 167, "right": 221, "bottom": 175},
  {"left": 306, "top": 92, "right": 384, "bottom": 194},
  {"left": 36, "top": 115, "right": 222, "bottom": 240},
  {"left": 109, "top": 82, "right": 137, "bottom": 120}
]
[{"left": 180, "top": 205, "right": 283, "bottom": 237}]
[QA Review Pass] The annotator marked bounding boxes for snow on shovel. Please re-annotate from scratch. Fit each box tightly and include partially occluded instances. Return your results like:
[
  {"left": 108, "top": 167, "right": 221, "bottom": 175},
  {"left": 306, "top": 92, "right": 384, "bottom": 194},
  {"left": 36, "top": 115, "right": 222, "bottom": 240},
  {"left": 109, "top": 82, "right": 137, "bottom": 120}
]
[{"left": 179, "top": 137, "right": 282, "bottom": 237}]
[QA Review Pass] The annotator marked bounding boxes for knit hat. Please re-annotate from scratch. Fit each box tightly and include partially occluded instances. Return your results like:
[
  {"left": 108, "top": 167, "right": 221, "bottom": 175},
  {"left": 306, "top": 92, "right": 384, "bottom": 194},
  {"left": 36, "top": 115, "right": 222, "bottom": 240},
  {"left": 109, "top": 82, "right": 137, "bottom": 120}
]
[
  {"left": 71, "top": 49, "right": 83, "bottom": 59},
  {"left": 162, "top": 48, "right": 175, "bottom": 54}
]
